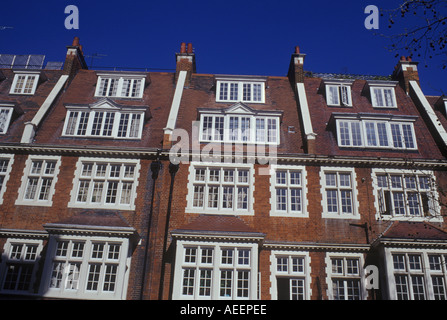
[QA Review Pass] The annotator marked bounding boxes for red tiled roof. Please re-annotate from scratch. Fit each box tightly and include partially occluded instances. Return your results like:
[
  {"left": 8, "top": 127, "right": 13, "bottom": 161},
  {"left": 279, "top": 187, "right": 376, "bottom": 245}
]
[
  {"left": 381, "top": 221, "right": 447, "bottom": 240},
  {"left": 173, "top": 214, "right": 264, "bottom": 237}
]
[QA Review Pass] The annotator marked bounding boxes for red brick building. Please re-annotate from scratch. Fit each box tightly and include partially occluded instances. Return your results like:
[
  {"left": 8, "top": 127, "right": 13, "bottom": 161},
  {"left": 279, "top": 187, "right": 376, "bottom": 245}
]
[{"left": 0, "top": 38, "right": 446, "bottom": 300}]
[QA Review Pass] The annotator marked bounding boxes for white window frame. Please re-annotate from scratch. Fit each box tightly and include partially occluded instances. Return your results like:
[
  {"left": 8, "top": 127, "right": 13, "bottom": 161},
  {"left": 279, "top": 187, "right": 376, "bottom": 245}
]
[
  {"left": 0, "top": 239, "right": 44, "bottom": 295},
  {"left": 384, "top": 248, "right": 447, "bottom": 300},
  {"left": 320, "top": 167, "right": 359, "bottom": 219},
  {"left": 95, "top": 74, "right": 145, "bottom": 99},
  {"left": 186, "top": 162, "right": 254, "bottom": 215},
  {"left": 62, "top": 108, "right": 145, "bottom": 139},
  {"left": 68, "top": 158, "right": 140, "bottom": 211},
  {"left": 216, "top": 80, "right": 265, "bottom": 103},
  {"left": 40, "top": 235, "right": 131, "bottom": 300},
  {"left": 9, "top": 71, "right": 40, "bottom": 95},
  {"left": 325, "top": 252, "right": 368, "bottom": 300},
  {"left": 269, "top": 165, "right": 308, "bottom": 217},
  {"left": 372, "top": 168, "right": 441, "bottom": 222},
  {"left": 0, "top": 106, "right": 14, "bottom": 134},
  {"left": 368, "top": 82, "right": 398, "bottom": 108},
  {"left": 172, "top": 240, "right": 258, "bottom": 300},
  {"left": 325, "top": 83, "right": 352, "bottom": 107},
  {"left": 334, "top": 114, "right": 418, "bottom": 150},
  {"left": 0, "top": 154, "right": 14, "bottom": 205},
  {"left": 269, "top": 250, "right": 312, "bottom": 300},
  {"left": 15, "top": 155, "right": 61, "bottom": 207}
]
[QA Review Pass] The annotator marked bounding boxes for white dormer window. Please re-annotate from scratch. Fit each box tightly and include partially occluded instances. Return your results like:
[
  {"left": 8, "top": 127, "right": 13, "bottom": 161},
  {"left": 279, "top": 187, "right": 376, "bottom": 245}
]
[
  {"left": 216, "top": 77, "right": 265, "bottom": 103},
  {"left": 199, "top": 102, "right": 281, "bottom": 144},
  {"left": 63, "top": 98, "right": 149, "bottom": 139},
  {"left": 324, "top": 81, "right": 353, "bottom": 107},
  {"left": 10, "top": 71, "right": 40, "bottom": 95},
  {"left": 0, "top": 106, "right": 13, "bottom": 134},
  {"left": 95, "top": 73, "right": 145, "bottom": 99},
  {"left": 368, "top": 81, "right": 398, "bottom": 108},
  {"left": 333, "top": 113, "right": 418, "bottom": 150}
]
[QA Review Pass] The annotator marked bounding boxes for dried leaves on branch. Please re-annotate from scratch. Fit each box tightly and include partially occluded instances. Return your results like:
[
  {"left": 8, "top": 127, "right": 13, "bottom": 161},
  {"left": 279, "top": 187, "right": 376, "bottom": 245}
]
[{"left": 379, "top": 0, "right": 447, "bottom": 68}]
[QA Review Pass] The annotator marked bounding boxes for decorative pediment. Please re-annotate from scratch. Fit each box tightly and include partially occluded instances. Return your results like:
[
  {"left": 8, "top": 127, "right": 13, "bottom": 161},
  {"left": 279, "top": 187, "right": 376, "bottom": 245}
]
[{"left": 198, "top": 102, "right": 282, "bottom": 118}]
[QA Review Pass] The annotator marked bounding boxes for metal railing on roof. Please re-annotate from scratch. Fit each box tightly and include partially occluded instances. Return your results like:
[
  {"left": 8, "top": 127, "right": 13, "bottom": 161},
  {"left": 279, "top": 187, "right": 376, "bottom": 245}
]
[{"left": 305, "top": 71, "right": 392, "bottom": 81}]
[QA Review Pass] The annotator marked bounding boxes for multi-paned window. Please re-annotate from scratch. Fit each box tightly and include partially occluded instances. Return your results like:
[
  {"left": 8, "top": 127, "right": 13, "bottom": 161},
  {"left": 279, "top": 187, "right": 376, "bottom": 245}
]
[
  {"left": 271, "top": 251, "right": 311, "bottom": 300},
  {"left": 270, "top": 166, "right": 307, "bottom": 217},
  {"left": 326, "top": 254, "right": 366, "bottom": 300},
  {"left": 0, "top": 239, "right": 43, "bottom": 294},
  {"left": 216, "top": 80, "right": 265, "bottom": 103},
  {"left": 371, "top": 87, "right": 397, "bottom": 108},
  {"left": 187, "top": 163, "right": 253, "bottom": 215},
  {"left": 0, "top": 106, "right": 14, "bottom": 134},
  {"left": 334, "top": 114, "right": 417, "bottom": 150},
  {"left": 69, "top": 158, "right": 140, "bottom": 210},
  {"left": 325, "top": 83, "right": 352, "bottom": 107},
  {"left": 0, "top": 154, "right": 13, "bottom": 205},
  {"left": 199, "top": 103, "right": 281, "bottom": 145},
  {"left": 10, "top": 72, "right": 40, "bottom": 95},
  {"left": 373, "top": 169, "right": 439, "bottom": 220},
  {"left": 16, "top": 156, "right": 61, "bottom": 206},
  {"left": 321, "top": 167, "right": 358, "bottom": 219},
  {"left": 173, "top": 241, "right": 258, "bottom": 300},
  {"left": 388, "top": 250, "right": 447, "bottom": 300},
  {"left": 63, "top": 109, "right": 144, "bottom": 139},
  {"left": 42, "top": 236, "right": 130, "bottom": 300},
  {"left": 95, "top": 74, "right": 145, "bottom": 99}
]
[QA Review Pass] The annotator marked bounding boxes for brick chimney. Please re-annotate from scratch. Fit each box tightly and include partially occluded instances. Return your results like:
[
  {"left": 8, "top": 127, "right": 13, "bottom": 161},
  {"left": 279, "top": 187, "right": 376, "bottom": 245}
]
[
  {"left": 287, "top": 46, "right": 306, "bottom": 84},
  {"left": 392, "top": 56, "right": 419, "bottom": 95},
  {"left": 175, "top": 42, "right": 196, "bottom": 86},
  {"left": 63, "top": 36, "right": 88, "bottom": 81}
]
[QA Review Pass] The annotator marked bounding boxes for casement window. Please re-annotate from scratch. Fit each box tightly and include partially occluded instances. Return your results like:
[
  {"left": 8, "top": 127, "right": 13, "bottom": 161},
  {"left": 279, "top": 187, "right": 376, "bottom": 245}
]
[
  {"left": 63, "top": 109, "right": 144, "bottom": 139},
  {"left": 0, "top": 239, "right": 43, "bottom": 294},
  {"left": 216, "top": 79, "right": 265, "bottom": 103},
  {"left": 41, "top": 236, "right": 131, "bottom": 300},
  {"left": 199, "top": 103, "right": 281, "bottom": 145},
  {"left": 326, "top": 253, "right": 367, "bottom": 300},
  {"left": 326, "top": 84, "right": 352, "bottom": 107},
  {"left": 0, "top": 154, "right": 13, "bottom": 205},
  {"left": 270, "top": 251, "right": 311, "bottom": 300},
  {"left": 187, "top": 163, "right": 253, "bottom": 215},
  {"left": 173, "top": 241, "right": 258, "bottom": 300},
  {"left": 321, "top": 167, "right": 358, "bottom": 219},
  {"left": 95, "top": 74, "right": 145, "bottom": 99},
  {"left": 69, "top": 158, "right": 140, "bottom": 210},
  {"left": 373, "top": 169, "right": 439, "bottom": 221},
  {"left": 16, "top": 156, "right": 61, "bottom": 206},
  {"left": 0, "top": 107, "right": 14, "bottom": 134},
  {"left": 387, "top": 250, "right": 447, "bottom": 300},
  {"left": 9, "top": 72, "right": 40, "bottom": 95},
  {"left": 367, "top": 81, "right": 398, "bottom": 108},
  {"left": 334, "top": 114, "right": 417, "bottom": 150},
  {"left": 270, "top": 166, "right": 307, "bottom": 217}
]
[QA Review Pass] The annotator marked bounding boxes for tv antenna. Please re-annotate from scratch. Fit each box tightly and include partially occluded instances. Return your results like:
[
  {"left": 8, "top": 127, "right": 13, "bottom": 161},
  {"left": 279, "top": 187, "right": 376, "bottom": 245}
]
[{"left": 84, "top": 53, "right": 107, "bottom": 68}]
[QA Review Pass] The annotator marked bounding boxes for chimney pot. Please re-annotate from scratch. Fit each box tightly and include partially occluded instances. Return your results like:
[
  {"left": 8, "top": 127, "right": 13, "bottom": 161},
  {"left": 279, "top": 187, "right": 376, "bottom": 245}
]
[
  {"left": 72, "top": 36, "right": 80, "bottom": 47},
  {"left": 180, "top": 42, "right": 186, "bottom": 53},
  {"left": 187, "top": 43, "right": 193, "bottom": 54},
  {"left": 295, "top": 46, "right": 300, "bottom": 54}
]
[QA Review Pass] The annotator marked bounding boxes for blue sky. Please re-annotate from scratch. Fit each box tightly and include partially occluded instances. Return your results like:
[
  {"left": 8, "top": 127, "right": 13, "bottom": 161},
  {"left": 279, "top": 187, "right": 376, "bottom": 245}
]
[{"left": 0, "top": 0, "right": 445, "bottom": 95}]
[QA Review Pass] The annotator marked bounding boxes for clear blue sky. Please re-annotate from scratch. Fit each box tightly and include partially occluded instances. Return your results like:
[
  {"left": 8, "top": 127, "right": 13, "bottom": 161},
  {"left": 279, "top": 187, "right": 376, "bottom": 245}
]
[{"left": 0, "top": 0, "right": 445, "bottom": 95}]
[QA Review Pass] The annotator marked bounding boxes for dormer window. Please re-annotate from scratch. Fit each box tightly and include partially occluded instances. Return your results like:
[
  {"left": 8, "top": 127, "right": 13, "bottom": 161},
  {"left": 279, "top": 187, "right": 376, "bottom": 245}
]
[
  {"left": 216, "top": 76, "right": 265, "bottom": 103},
  {"left": 0, "top": 107, "right": 13, "bottom": 134},
  {"left": 198, "top": 102, "right": 281, "bottom": 144},
  {"left": 367, "top": 81, "right": 398, "bottom": 108},
  {"left": 333, "top": 113, "right": 418, "bottom": 150},
  {"left": 9, "top": 71, "right": 40, "bottom": 95},
  {"left": 63, "top": 98, "right": 149, "bottom": 139},
  {"left": 324, "top": 80, "right": 353, "bottom": 107},
  {"left": 95, "top": 73, "right": 146, "bottom": 99}
]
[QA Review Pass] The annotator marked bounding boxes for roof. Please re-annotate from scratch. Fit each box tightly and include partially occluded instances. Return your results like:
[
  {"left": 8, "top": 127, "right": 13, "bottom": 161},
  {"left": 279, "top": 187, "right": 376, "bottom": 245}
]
[
  {"left": 172, "top": 214, "right": 265, "bottom": 240},
  {"left": 380, "top": 221, "right": 447, "bottom": 241}
]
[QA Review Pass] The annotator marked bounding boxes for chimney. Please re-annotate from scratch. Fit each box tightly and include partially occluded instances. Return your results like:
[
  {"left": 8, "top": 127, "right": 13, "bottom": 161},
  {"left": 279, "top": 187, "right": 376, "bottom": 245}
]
[
  {"left": 392, "top": 56, "right": 419, "bottom": 95},
  {"left": 288, "top": 46, "right": 306, "bottom": 84},
  {"left": 175, "top": 42, "right": 196, "bottom": 87},
  {"left": 63, "top": 36, "right": 88, "bottom": 80}
]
